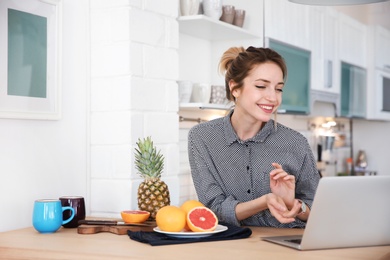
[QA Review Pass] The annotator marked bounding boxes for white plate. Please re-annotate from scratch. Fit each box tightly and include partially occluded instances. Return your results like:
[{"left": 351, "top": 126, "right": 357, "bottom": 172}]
[{"left": 153, "top": 224, "right": 228, "bottom": 238}]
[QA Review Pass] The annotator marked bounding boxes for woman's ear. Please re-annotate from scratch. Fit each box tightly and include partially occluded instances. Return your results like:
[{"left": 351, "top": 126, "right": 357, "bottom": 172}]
[{"left": 229, "top": 80, "right": 237, "bottom": 98}]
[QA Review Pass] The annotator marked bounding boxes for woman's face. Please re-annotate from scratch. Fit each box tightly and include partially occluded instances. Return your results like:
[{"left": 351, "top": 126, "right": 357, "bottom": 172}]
[{"left": 231, "top": 61, "right": 284, "bottom": 123}]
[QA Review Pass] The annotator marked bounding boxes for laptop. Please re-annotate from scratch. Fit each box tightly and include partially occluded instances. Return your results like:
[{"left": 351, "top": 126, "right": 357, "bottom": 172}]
[{"left": 262, "top": 176, "right": 390, "bottom": 250}]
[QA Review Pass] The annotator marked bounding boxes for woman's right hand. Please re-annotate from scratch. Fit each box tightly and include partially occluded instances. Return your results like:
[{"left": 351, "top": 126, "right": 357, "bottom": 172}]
[
  {"left": 269, "top": 163, "right": 295, "bottom": 209},
  {"left": 266, "top": 193, "right": 296, "bottom": 223}
]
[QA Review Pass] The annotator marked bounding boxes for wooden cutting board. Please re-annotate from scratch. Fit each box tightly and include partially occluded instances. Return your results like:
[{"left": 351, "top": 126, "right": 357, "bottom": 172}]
[{"left": 77, "top": 224, "right": 155, "bottom": 235}]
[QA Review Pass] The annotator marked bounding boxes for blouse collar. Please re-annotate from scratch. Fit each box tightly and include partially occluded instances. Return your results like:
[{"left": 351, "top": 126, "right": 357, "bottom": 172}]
[{"left": 223, "top": 110, "right": 276, "bottom": 145}]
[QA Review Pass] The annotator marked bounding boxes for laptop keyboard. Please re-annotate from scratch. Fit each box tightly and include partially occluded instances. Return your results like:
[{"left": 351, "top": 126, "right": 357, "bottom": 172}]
[{"left": 286, "top": 239, "right": 302, "bottom": 244}]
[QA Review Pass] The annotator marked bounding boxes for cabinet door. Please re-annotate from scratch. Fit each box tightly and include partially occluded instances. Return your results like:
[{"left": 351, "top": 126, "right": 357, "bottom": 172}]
[
  {"left": 268, "top": 39, "right": 310, "bottom": 114},
  {"left": 369, "top": 70, "right": 390, "bottom": 120},
  {"left": 374, "top": 26, "right": 390, "bottom": 71},
  {"left": 309, "top": 7, "right": 339, "bottom": 94},
  {"left": 382, "top": 76, "right": 390, "bottom": 112},
  {"left": 339, "top": 14, "right": 367, "bottom": 67},
  {"left": 340, "top": 62, "right": 366, "bottom": 118},
  {"left": 264, "top": 0, "right": 310, "bottom": 49}
]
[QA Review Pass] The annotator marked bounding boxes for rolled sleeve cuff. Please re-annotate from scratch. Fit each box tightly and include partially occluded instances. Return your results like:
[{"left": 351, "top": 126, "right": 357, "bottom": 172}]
[{"left": 220, "top": 196, "right": 241, "bottom": 226}]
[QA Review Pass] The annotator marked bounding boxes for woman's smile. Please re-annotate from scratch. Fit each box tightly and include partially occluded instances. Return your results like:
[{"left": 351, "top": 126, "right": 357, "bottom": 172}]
[{"left": 258, "top": 104, "right": 275, "bottom": 113}]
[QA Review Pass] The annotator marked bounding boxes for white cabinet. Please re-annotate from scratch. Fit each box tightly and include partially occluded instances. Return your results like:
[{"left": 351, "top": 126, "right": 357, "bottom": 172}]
[
  {"left": 340, "top": 63, "right": 367, "bottom": 118},
  {"left": 309, "top": 7, "right": 339, "bottom": 94},
  {"left": 264, "top": 0, "right": 310, "bottom": 50},
  {"left": 372, "top": 26, "right": 390, "bottom": 71},
  {"left": 338, "top": 13, "right": 367, "bottom": 68},
  {"left": 366, "top": 69, "right": 390, "bottom": 121},
  {"left": 365, "top": 26, "right": 390, "bottom": 121}
]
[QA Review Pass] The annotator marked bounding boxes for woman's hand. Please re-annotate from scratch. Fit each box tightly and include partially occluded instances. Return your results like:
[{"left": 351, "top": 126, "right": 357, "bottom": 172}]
[
  {"left": 269, "top": 163, "right": 295, "bottom": 209},
  {"left": 266, "top": 193, "right": 296, "bottom": 223}
]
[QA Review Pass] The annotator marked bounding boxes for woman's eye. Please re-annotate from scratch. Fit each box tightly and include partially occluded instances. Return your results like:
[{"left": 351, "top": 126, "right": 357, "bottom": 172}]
[
  {"left": 255, "top": 85, "right": 266, "bottom": 89},
  {"left": 276, "top": 88, "right": 283, "bottom": 93}
]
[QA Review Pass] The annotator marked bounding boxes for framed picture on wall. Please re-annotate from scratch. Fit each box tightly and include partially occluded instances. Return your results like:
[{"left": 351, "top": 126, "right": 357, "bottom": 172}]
[{"left": 0, "top": 0, "right": 62, "bottom": 120}]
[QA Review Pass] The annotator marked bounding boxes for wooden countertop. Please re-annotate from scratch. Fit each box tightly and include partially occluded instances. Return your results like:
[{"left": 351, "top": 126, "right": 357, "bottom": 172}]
[{"left": 0, "top": 225, "right": 389, "bottom": 260}]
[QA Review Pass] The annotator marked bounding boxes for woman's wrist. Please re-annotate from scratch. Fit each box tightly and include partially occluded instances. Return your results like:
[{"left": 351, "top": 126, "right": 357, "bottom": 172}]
[{"left": 285, "top": 199, "right": 295, "bottom": 210}]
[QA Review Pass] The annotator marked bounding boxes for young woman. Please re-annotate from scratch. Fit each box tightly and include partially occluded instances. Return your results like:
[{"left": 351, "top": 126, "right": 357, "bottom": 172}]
[{"left": 188, "top": 46, "right": 320, "bottom": 228}]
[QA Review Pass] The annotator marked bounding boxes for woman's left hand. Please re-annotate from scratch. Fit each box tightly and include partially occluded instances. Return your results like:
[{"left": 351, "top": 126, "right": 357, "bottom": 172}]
[{"left": 269, "top": 163, "right": 295, "bottom": 209}]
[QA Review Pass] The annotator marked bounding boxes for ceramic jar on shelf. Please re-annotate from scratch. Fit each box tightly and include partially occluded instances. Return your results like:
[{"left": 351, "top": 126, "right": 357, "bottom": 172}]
[
  {"left": 180, "top": 0, "right": 200, "bottom": 16},
  {"left": 202, "top": 0, "right": 223, "bottom": 20}
]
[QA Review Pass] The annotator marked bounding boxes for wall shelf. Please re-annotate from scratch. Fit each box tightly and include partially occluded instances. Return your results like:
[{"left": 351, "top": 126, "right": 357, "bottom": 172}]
[
  {"left": 179, "top": 102, "right": 232, "bottom": 111},
  {"left": 178, "top": 15, "right": 260, "bottom": 41}
]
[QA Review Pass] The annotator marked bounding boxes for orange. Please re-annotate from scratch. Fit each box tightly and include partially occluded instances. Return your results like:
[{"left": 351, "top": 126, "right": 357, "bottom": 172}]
[
  {"left": 180, "top": 200, "right": 204, "bottom": 213},
  {"left": 120, "top": 210, "right": 150, "bottom": 223},
  {"left": 180, "top": 200, "right": 204, "bottom": 231},
  {"left": 156, "top": 205, "right": 186, "bottom": 232},
  {"left": 187, "top": 206, "right": 218, "bottom": 232}
]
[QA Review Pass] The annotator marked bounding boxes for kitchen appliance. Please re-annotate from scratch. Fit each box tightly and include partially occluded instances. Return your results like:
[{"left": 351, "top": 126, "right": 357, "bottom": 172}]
[{"left": 318, "top": 135, "right": 336, "bottom": 176}]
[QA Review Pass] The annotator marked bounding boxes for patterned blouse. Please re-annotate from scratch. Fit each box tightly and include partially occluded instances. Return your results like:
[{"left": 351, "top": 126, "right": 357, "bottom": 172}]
[{"left": 188, "top": 110, "right": 320, "bottom": 228}]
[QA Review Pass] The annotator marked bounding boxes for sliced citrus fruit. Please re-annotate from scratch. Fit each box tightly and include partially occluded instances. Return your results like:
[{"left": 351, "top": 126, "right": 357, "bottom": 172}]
[
  {"left": 156, "top": 205, "right": 186, "bottom": 232},
  {"left": 180, "top": 200, "right": 204, "bottom": 231},
  {"left": 121, "top": 210, "right": 150, "bottom": 223},
  {"left": 187, "top": 206, "right": 218, "bottom": 232}
]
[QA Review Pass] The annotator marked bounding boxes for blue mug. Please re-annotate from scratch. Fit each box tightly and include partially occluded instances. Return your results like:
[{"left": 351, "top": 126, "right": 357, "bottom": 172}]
[{"left": 32, "top": 199, "right": 75, "bottom": 233}]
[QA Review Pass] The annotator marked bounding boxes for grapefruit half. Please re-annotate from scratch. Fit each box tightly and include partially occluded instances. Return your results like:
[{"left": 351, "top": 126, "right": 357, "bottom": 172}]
[
  {"left": 187, "top": 206, "right": 218, "bottom": 232},
  {"left": 121, "top": 210, "right": 150, "bottom": 223},
  {"left": 180, "top": 200, "right": 204, "bottom": 231}
]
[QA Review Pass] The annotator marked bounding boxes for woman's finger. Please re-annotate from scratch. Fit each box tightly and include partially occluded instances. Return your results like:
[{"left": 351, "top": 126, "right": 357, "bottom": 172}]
[
  {"left": 272, "top": 162, "right": 282, "bottom": 169},
  {"left": 270, "top": 208, "right": 295, "bottom": 223}
]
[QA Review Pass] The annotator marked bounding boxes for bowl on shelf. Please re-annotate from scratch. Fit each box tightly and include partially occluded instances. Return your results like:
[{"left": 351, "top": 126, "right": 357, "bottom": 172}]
[
  {"left": 121, "top": 210, "right": 150, "bottom": 223},
  {"left": 210, "top": 85, "right": 227, "bottom": 104}
]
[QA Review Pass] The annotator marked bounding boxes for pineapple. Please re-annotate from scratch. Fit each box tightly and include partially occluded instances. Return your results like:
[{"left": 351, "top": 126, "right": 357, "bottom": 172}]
[{"left": 134, "top": 137, "right": 170, "bottom": 219}]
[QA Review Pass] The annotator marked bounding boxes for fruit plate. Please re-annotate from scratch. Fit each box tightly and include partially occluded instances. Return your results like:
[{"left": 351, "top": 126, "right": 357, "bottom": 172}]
[{"left": 153, "top": 224, "right": 228, "bottom": 238}]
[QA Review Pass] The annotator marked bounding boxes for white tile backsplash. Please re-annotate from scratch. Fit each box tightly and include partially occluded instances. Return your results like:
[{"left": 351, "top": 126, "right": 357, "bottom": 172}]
[
  {"left": 130, "top": 77, "right": 169, "bottom": 111},
  {"left": 129, "top": 8, "right": 166, "bottom": 45},
  {"left": 89, "top": 1, "right": 181, "bottom": 216},
  {"left": 91, "top": 145, "right": 114, "bottom": 179},
  {"left": 91, "top": 76, "right": 132, "bottom": 111},
  {"left": 91, "top": 43, "right": 131, "bottom": 77},
  {"left": 144, "top": 113, "right": 179, "bottom": 142},
  {"left": 91, "top": 179, "right": 133, "bottom": 213},
  {"left": 144, "top": 46, "right": 179, "bottom": 79},
  {"left": 130, "top": 43, "right": 144, "bottom": 76},
  {"left": 144, "top": 0, "right": 178, "bottom": 17},
  {"left": 90, "top": 111, "right": 132, "bottom": 145}
]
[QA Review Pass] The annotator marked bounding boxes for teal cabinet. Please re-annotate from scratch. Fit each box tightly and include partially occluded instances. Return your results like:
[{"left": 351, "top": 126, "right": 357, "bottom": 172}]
[
  {"left": 267, "top": 39, "right": 310, "bottom": 114},
  {"left": 340, "top": 62, "right": 367, "bottom": 118}
]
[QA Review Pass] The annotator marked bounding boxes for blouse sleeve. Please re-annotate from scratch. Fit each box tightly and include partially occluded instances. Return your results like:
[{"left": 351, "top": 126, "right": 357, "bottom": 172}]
[
  {"left": 187, "top": 128, "right": 241, "bottom": 226},
  {"left": 294, "top": 138, "right": 321, "bottom": 209}
]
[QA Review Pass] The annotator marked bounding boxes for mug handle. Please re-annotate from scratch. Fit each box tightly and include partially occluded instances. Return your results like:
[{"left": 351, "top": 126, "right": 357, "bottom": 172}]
[{"left": 61, "top": 206, "right": 75, "bottom": 225}]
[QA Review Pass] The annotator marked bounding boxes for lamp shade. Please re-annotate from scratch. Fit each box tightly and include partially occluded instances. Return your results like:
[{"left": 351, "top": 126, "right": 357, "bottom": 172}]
[{"left": 288, "top": 0, "right": 389, "bottom": 5}]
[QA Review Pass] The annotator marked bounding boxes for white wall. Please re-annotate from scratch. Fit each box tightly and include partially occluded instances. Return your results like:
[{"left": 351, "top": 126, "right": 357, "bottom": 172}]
[
  {"left": 0, "top": 0, "right": 182, "bottom": 232},
  {"left": 352, "top": 119, "right": 390, "bottom": 176},
  {"left": 0, "top": 0, "right": 89, "bottom": 231},
  {"left": 88, "top": 0, "right": 181, "bottom": 218}
]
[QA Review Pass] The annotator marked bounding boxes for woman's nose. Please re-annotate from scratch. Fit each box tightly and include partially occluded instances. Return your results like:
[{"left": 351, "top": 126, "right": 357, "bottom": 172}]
[{"left": 265, "top": 88, "right": 277, "bottom": 101}]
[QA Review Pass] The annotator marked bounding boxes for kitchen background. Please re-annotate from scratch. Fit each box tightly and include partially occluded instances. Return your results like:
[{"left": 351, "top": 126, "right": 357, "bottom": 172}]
[{"left": 0, "top": 0, "right": 389, "bottom": 232}]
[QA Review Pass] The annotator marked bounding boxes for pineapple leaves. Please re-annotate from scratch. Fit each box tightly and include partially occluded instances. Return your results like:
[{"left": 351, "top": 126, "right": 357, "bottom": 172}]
[{"left": 134, "top": 136, "right": 164, "bottom": 179}]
